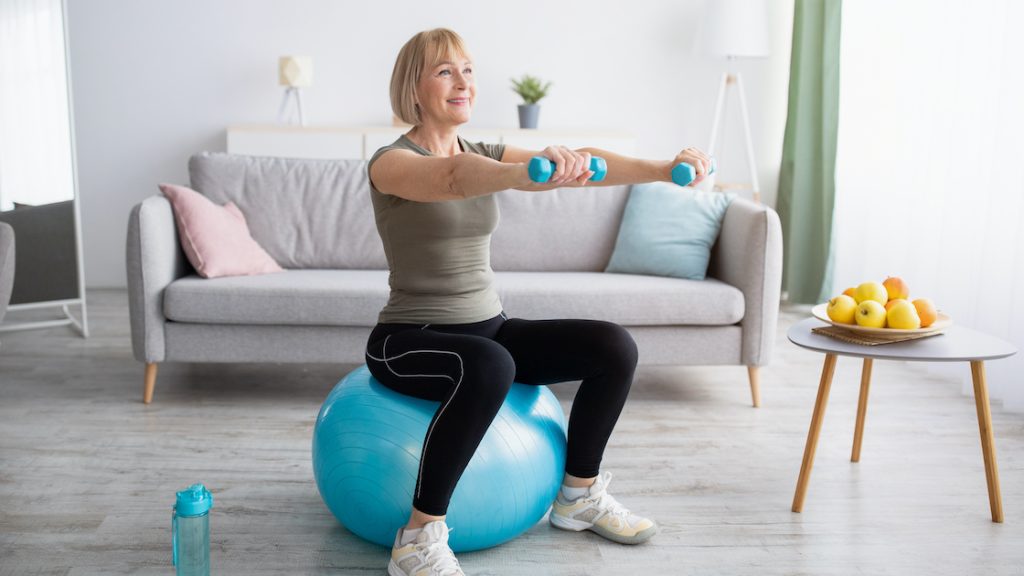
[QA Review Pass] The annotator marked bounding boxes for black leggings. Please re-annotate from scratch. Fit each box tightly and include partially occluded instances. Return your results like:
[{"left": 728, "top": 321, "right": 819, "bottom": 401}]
[{"left": 364, "top": 312, "right": 638, "bottom": 516}]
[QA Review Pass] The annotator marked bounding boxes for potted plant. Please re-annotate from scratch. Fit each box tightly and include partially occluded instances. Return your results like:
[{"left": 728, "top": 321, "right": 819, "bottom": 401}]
[{"left": 510, "top": 74, "right": 552, "bottom": 129}]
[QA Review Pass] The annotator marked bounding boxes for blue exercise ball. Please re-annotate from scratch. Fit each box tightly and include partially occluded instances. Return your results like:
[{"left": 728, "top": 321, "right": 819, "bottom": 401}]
[{"left": 312, "top": 365, "right": 567, "bottom": 552}]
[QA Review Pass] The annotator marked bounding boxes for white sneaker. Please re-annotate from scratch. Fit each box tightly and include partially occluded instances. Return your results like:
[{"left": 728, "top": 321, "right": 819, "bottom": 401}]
[
  {"left": 387, "top": 520, "right": 465, "bottom": 576},
  {"left": 549, "top": 471, "right": 659, "bottom": 545}
]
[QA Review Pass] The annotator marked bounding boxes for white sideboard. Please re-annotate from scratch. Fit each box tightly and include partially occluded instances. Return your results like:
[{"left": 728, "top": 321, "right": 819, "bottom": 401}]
[{"left": 226, "top": 125, "right": 637, "bottom": 161}]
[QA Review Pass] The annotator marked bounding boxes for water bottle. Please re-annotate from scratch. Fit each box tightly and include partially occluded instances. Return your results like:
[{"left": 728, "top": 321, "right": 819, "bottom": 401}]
[{"left": 172, "top": 483, "right": 213, "bottom": 576}]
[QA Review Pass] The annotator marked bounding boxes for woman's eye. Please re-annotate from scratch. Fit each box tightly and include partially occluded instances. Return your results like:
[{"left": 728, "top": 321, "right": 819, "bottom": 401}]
[
  {"left": 463, "top": 68, "right": 473, "bottom": 75},
  {"left": 438, "top": 69, "right": 451, "bottom": 76}
]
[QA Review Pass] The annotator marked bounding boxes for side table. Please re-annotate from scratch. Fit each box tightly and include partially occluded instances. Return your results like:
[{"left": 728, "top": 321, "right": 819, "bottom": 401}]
[{"left": 788, "top": 317, "right": 1017, "bottom": 522}]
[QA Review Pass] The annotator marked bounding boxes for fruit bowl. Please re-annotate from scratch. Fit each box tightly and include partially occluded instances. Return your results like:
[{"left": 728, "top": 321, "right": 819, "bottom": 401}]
[{"left": 811, "top": 303, "right": 952, "bottom": 337}]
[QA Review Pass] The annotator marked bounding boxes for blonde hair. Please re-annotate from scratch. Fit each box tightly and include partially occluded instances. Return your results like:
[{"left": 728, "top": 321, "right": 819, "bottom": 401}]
[{"left": 390, "top": 28, "right": 471, "bottom": 126}]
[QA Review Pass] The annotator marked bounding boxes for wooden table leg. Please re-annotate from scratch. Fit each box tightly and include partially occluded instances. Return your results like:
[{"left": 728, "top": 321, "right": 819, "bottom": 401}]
[
  {"left": 970, "top": 360, "right": 1004, "bottom": 523},
  {"left": 792, "top": 353, "right": 838, "bottom": 513},
  {"left": 851, "top": 358, "right": 873, "bottom": 462}
]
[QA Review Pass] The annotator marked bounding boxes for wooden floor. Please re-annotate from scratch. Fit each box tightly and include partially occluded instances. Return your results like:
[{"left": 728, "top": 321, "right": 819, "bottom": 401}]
[{"left": 1, "top": 289, "right": 1023, "bottom": 575}]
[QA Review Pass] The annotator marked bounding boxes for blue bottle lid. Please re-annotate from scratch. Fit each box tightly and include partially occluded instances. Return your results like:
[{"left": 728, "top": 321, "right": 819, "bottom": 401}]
[{"left": 175, "top": 483, "right": 213, "bottom": 517}]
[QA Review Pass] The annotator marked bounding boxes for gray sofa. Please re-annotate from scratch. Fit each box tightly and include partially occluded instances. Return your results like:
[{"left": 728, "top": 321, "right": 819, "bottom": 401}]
[{"left": 127, "top": 152, "right": 782, "bottom": 405}]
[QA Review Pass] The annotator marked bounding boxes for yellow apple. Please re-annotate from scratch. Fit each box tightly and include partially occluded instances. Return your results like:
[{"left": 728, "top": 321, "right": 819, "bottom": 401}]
[
  {"left": 855, "top": 300, "right": 887, "bottom": 328},
  {"left": 886, "top": 299, "right": 921, "bottom": 329},
  {"left": 827, "top": 294, "right": 858, "bottom": 324},
  {"left": 854, "top": 281, "right": 888, "bottom": 305},
  {"left": 883, "top": 276, "right": 910, "bottom": 301}
]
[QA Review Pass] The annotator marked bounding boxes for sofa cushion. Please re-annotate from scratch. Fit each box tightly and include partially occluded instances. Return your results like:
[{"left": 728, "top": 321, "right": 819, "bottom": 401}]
[
  {"left": 159, "top": 183, "right": 284, "bottom": 279},
  {"left": 490, "top": 186, "right": 631, "bottom": 271},
  {"left": 495, "top": 272, "right": 744, "bottom": 325},
  {"left": 164, "top": 270, "right": 390, "bottom": 326},
  {"left": 164, "top": 270, "right": 744, "bottom": 327},
  {"left": 188, "top": 153, "right": 387, "bottom": 270},
  {"left": 605, "top": 182, "right": 735, "bottom": 281}
]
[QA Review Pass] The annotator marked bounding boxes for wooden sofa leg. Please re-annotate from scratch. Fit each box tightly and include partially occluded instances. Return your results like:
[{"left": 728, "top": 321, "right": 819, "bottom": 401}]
[
  {"left": 747, "top": 366, "right": 761, "bottom": 408},
  {"left": 143, "top": 363, "right": 158, "bottom": 404}
]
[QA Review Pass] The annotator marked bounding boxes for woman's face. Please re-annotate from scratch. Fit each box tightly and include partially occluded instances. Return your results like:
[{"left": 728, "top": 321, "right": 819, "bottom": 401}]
[{"left": 416, "top": 54, "right": 475, "bottom": 126}]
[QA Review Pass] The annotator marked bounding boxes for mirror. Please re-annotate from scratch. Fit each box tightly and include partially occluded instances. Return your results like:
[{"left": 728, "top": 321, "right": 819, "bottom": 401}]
[{"left": 0, "top": 0, "right": 88, "bottom": 336}]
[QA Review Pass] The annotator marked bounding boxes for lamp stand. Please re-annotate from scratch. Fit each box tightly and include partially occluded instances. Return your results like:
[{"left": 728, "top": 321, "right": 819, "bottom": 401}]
[
  {"left": 277, "top": 86, "right": 306, "bottom": 126},
  {"left": 708, "top": 59, "right": 760, "bottom": 203}
]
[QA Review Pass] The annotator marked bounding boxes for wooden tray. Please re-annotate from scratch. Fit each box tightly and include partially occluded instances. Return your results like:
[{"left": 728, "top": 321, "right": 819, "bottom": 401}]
[{"left": 811, "top": 303, "right": 951, "bottom": 340}]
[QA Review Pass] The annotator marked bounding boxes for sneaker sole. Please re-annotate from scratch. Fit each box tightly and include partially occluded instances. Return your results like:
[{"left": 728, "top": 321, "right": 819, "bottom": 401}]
[
  {"left": 549, "top": 513, "right": 659, "bottom": 545},
  {"left": 387, "top": 559, "right": 405, "bottom": 576}
]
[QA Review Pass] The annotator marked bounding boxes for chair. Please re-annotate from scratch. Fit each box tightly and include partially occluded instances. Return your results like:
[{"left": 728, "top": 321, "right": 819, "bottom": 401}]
[{"left": 0, "top": 221, "right": 15, "bottom": 326}]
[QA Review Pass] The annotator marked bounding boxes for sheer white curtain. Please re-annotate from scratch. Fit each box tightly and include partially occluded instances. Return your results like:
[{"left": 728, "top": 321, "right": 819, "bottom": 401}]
[
  {"left": 834, "top": 0, "right": 1024, "bottom": 412},
  {"left": 0, "top": 0, "right": 74, "bottom": 210}
]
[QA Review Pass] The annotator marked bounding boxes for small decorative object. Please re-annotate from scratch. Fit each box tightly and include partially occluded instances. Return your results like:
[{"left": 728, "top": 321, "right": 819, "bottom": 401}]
[
  {"left": 278, "top": 56, "right": 313, "bottom": 126},
  {"left": 510, "top": 74, "right": 551, "bottom": 129}
]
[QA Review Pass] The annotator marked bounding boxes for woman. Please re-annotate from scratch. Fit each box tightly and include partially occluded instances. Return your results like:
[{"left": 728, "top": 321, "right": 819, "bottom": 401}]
[{"left": 366, "top": 29, "right": 712, "bottom": 576}]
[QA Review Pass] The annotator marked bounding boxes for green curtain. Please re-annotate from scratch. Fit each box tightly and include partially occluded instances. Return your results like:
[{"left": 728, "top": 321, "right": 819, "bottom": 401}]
[{"left": 776, "top": 0, "right": 843, "bottom": 304}]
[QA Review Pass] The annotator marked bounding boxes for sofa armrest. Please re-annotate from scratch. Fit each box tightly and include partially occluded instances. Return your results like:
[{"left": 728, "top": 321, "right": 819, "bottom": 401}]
[
  {"left": 707, "top": 198, "right": 783, "bottom": 366},
  {"left": 126, "top": 195, "right": 190, "bottom": 363}
]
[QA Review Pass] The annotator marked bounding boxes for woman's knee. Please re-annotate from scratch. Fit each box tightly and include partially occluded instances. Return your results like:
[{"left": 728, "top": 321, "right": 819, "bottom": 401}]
[
  {"left": 458, "top": 339, "right": 517, "bottom": 405},
  {"left": 593, "top": 322, "right": 639, "bottom": 370}
]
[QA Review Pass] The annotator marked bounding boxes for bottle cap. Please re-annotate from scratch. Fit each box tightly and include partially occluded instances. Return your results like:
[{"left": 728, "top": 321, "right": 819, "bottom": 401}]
[{"left": 174, "top": 483, "right": 213, "bottom": 517}]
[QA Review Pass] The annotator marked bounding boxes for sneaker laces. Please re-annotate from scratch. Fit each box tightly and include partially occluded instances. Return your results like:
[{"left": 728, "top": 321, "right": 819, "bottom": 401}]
[
  {"left": 593, "top": 491, "right": 631, "bottom": 519},
  {"left": 414, "top": 529, "right": 462, "bottom": 575},
  {"left": 587, "top": 472, "right": 631, "bottom": 519}
]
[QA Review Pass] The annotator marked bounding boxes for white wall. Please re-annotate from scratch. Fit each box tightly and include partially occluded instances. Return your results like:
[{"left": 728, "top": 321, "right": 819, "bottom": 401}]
[{"left": 67, "top": 0, "right": 794, "bottom": 288}]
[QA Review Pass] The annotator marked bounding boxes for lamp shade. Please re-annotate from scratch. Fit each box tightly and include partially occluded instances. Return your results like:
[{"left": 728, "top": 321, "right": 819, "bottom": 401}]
[
  {"left": 279, "top": 56, "right": 313, "bottom": 87},
  {"left": 698, "top": 0, "right": 770, "bottom": 58}
]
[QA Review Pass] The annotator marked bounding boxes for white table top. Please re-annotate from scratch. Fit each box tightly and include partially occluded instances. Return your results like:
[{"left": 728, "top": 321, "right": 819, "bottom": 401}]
[{"left": 788, "top": 317, "right": 1017, "bottom": 362}]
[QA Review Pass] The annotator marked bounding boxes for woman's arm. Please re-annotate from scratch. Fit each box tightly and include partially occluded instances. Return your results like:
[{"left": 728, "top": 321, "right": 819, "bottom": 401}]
[
  {"left": 370, "top": 143, "right": 714, "bottom": 201},
  {"left": 370, "top": 149, "right": 534, "bottom": 202},
  {"left": 500, "top": 145, "right": 713, "bottom": 189}
]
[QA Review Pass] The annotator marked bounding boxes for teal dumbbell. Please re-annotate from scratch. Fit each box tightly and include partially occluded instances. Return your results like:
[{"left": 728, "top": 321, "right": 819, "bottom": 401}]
[
  {"left": 528, "top": 156, "right": 608, "bottom": 183},
  {"left": 671, "top": 158, "right": 717, "bottom": 187}
]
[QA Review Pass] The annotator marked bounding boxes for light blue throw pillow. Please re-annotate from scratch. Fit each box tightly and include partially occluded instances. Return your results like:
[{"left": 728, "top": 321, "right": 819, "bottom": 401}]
[{"left": 605, "top": 182, "right": 735, "bottom": 280}]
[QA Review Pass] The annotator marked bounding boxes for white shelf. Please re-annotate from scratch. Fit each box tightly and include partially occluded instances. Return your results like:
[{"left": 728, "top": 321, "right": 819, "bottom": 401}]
[{"left": 226, "top": 125, "right": 637, "bottom": 160}]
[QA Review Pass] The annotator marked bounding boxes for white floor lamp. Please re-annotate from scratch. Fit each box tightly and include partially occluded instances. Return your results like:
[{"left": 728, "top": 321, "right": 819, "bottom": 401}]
[{"left": 699, "top": 0, "right": 770, "bottom": 203}]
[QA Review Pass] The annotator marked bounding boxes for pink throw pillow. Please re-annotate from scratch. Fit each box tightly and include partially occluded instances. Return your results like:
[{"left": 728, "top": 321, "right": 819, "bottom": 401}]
[{"left": 159, "top": 183, "right": 284, "bottom": 278}]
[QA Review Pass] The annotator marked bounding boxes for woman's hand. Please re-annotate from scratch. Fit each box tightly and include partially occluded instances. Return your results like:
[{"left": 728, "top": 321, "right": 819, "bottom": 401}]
[
  {"left": 540, "top": 145, "right": 594, "bottom": 186},
  {"left": 672, "top": 147, "right": 713, "bottom": 186}
]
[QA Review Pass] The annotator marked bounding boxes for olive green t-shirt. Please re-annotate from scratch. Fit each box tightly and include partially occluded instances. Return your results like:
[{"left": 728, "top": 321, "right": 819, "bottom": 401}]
[{"left": 367, "top": 134, "right": 507, "bottom": 325}]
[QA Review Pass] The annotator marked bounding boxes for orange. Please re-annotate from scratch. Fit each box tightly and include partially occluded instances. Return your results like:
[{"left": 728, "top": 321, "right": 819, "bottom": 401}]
[
  {"left": 883, "top": 276, "right": 910, "bottom": 301},
  {"left": 912, "top": 298, "right": 938, "bottom": 328}
]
